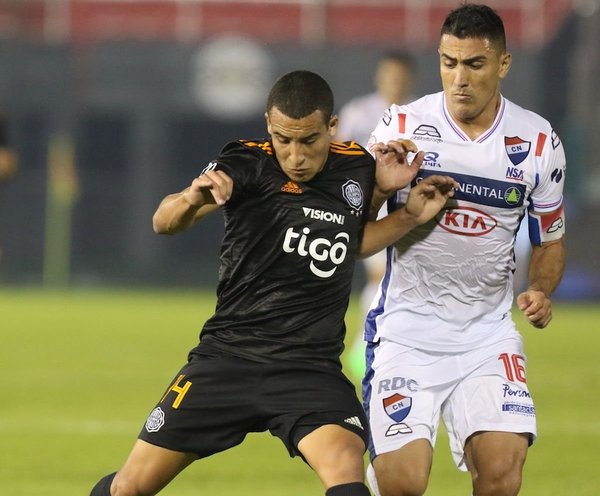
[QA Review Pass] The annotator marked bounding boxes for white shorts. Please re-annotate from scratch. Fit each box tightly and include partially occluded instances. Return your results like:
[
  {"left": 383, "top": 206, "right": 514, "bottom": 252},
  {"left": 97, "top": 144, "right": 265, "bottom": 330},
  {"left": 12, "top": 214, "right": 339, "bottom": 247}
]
[{"left": 364, "top": 335, "right": 536, "bottom": 471}]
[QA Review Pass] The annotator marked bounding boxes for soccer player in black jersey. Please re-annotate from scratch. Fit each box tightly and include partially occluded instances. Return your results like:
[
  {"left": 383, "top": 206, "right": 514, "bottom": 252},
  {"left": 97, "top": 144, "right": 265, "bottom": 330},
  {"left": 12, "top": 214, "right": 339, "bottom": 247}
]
[{"left": 90, "top": 70, "right": 456, "bottom": 496}]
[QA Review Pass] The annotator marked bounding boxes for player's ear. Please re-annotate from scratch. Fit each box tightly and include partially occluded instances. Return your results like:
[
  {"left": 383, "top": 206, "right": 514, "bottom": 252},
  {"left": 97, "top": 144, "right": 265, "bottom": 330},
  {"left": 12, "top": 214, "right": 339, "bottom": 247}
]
[
  {"left": 499, "top": 52, "right": 512, "bottom": 79},
  {"left": 265, "top": 112, "right": 272, "bottom": 134},
  {"left": 328, "top": 115, "right": 339, "bottom": 137}
]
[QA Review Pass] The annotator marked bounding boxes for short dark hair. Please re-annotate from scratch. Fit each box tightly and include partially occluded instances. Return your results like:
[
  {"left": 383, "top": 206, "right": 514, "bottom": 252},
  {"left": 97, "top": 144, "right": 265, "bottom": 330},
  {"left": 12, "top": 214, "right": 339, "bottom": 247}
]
[
  {"left": 441, "top": 3, "right": 506, "bottom": 52},
  {"left": 380, "top": 51, "right": 416, "bottom": 71},
  {"left": 266, "top": 70, "right": 334, "bottom": 122}
]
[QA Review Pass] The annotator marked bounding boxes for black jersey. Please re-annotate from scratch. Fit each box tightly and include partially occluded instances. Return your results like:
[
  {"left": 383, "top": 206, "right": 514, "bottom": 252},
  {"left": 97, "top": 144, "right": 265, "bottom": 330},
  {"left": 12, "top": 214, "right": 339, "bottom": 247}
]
[{"left": 193, "top": 139, "right": 375, "bottom": 367}]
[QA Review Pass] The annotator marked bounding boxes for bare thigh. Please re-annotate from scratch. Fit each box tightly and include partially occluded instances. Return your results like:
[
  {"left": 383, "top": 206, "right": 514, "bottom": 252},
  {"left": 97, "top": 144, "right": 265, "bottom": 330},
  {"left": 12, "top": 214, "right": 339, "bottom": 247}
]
[
  {"left": 372, "top": 439, "right": 433, "bottom": 496},
  {"left": 112, "top": 439, "right": 197, "bottom": 496}
]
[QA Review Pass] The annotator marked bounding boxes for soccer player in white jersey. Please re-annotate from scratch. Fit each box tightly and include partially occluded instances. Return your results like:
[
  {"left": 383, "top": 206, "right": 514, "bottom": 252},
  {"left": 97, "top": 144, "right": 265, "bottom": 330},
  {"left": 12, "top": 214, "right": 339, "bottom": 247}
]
[{"left": 362, "top": 4, "right": 566, "bottom": 496}]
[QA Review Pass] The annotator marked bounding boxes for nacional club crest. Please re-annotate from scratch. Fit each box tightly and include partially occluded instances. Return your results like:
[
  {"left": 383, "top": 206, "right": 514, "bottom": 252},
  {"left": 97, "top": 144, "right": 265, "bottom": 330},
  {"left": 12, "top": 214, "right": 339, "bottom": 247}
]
[
  {"left": 504, "top": 136, "right": 531, "bottom": 166},
  {"left": 383, "top": 393, "right": 412, "bottom": 423},
  {"left": 342, "top": 180, "right": 363, "bottom": 211}
]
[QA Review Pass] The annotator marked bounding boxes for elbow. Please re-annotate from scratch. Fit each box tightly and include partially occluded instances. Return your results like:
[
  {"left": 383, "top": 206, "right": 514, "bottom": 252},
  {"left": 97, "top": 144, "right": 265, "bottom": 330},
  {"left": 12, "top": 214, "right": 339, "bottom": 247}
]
[{"left": 152, "top": 213, "right": 175, "bottom": 235}]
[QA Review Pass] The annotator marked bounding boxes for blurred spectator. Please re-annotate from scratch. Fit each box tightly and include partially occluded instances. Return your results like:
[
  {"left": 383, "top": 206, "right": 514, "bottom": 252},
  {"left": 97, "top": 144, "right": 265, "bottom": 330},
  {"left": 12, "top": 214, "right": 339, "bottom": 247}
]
[
  {"left": 0, "top": 113, "right": 17, "bottom": 181},
  {"left": 336, "top": 52, "right": 417, "bottom": 380},
  {"left": 337, "top": 51, "right": 416, "bottom": 147},
  {"left": 0, "top": 113, "right": 17, "bottom": 263}
]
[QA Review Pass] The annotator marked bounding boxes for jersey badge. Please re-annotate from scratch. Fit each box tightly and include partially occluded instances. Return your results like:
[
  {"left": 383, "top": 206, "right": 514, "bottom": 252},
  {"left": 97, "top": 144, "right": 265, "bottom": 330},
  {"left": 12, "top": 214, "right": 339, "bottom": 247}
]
[
  {"left": 423, "top": 151, "right": 441, "bottom": 168},
  {"left": 413, "top": 124, "right": 441, "bottom": 138},
  {"left": 383, "top": 393, "right": 412, "bottom": 423},
  {"left": 342, "top": 179, "right": 363, "bottom": 211},
  {"left": 505, "top": 136, "right": 531, "bottom": 165},
  {"left": 506, "top": 166, "right": 524, "bottom": 181},
  {"left": 145, "top": 407, "right": 165, "bottom": 433},
  {"left": 281, "top": 181, "right": 303, "bottom": 194}
]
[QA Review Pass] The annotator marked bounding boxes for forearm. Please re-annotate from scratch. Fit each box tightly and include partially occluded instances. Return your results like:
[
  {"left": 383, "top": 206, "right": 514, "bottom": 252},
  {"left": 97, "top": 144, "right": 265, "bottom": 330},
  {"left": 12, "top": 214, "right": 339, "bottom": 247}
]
[
  {"left": 360, "top": 206, "right": 418, "bottom": 258},
  {"left": 368, "top": 185, "right": 392, "bottom": 221},
  {"left": 527, "top": 238, "right": 566, "bottom": 296},
  {"left": 152, "top": 190, "right": 216, "bottom": 234}
]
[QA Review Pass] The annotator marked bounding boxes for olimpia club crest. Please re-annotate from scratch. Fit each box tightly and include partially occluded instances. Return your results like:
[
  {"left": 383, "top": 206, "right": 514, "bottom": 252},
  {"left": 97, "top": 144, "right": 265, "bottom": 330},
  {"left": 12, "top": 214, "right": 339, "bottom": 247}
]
[
  {"left": 505, "top": 136, "right": 531, "bottom": 166},
  {"left": 145, "top": 407, "right": 165, "bottom": 433},
  {"left": 342, "top": 180, "right": 363, "bottom": 211}
]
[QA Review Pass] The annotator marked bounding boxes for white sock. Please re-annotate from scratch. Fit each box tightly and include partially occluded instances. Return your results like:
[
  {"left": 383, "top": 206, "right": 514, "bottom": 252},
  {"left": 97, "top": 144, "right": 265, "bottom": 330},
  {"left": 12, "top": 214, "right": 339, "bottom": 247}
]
[{"left": 366, "top": 463, "right": 381, "bottom": 496}]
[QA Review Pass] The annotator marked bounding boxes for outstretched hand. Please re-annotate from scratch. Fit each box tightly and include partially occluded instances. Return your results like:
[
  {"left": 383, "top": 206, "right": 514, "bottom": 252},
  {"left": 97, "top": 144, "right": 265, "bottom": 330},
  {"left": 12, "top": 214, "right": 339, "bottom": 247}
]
[
  {"left": 372, "top": 139, "right": 424, "bottom": 197},
  {"left": 183, "top": 170, "right": 233, "bottom": 207},
  {"left": 405, "top": 175, "right": 459, "bottom": 225}
]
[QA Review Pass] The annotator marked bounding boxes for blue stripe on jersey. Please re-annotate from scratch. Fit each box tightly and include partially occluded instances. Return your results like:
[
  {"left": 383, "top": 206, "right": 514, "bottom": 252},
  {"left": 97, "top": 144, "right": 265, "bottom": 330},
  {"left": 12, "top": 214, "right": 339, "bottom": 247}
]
[
  {"left": 364, "top": 194, "right": 398, "bottom": 343},
  {"left": 416, "top": 169, "right": 527, "bottom": 209},
  {"left": 362, "top": 340, "right": 379, "bottom": 461}
]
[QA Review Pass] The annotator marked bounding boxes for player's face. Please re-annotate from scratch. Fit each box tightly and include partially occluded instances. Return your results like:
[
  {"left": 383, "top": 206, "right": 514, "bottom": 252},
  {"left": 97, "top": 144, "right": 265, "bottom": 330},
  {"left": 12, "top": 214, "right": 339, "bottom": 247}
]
[
  {"left": 376, "top": 60, "right": 413, "bottom": 105},
  {"left": 266, "top": 107, "right": 338, "bottom": 183},
  {"left": 439, "top": 34, "right": 511, "bottom": 127}
]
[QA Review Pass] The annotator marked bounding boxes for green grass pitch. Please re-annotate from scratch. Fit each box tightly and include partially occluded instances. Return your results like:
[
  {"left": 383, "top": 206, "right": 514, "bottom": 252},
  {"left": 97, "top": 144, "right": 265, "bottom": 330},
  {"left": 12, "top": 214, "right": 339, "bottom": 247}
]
[{"left": 1, "top": 288, "right": 598, "bottom": 495}]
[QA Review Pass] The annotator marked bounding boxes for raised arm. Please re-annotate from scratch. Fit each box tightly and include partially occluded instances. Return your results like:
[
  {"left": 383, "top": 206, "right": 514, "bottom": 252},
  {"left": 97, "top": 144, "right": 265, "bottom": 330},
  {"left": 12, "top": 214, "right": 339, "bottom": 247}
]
[
  {"left": 360, "top": 175, "right": 457, "bottom": 257},
  {"left": 360, "top": 139, "right": 458, "bottom": 257},
  {"left": 152, "top": 170, "right": 233, "bottom": 234}
]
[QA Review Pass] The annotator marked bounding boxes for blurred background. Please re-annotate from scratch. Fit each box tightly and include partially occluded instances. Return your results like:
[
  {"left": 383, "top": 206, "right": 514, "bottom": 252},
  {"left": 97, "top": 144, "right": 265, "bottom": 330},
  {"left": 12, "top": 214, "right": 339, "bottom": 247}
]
[{"left": 0, "top": 0, "right": 598, "bottom": 300}]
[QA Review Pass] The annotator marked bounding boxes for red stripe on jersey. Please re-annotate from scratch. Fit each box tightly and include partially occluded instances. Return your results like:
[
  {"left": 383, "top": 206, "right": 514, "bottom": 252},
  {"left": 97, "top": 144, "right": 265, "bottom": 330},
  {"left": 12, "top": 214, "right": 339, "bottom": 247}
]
[
  {"left": 535, "top": 133, "right": 547, "bottom": 156},
  {"left": 398, "top": 113, "right": 406, "bottom": 134}
]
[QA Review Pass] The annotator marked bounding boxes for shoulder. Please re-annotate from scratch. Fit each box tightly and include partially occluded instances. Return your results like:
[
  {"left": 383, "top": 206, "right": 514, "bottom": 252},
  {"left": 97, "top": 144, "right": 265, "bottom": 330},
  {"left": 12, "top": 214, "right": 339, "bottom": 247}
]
[
  {"left": 501, "top": 97, "right": 565, "bottom": 161},
  {"left": 502, "top": 97, "right": 554, "bottom": 133},
  {"left": 372, "top": 93, "right": 442, "bottom": 141},
  {"left": 220, "top": 139, "right": 274, "bottom": 159},
  {"left": 330, "top": 140, "right": 372, "bottom": 157},
  {"left": 386, "top": 92, "right": 443, "bottom": 124}
]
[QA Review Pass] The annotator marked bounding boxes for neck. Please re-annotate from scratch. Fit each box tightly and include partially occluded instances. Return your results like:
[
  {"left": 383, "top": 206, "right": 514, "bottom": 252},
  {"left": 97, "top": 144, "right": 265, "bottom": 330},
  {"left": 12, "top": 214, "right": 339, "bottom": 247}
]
[{"left": 452, "top": 94, "right": 502, "bottom": 141}]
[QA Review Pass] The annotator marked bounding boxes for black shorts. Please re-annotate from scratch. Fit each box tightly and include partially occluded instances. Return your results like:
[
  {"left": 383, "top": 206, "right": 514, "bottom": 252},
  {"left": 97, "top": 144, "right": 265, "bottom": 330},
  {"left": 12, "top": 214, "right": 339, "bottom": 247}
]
[{"left": 138, "top": 348, "right": 369, "bottom": 459}]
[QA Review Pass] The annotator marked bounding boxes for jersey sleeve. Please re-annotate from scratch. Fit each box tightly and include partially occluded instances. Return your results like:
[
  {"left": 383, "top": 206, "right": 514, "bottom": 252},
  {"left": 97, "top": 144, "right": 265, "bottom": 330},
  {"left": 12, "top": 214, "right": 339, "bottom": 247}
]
[
  {"left": 198, "top": 140, "right": 261, "bottom": 205},
  {"left": 527, "top": 129, "right": 566, "bottom": 244},
  {"left": 367, "top": 105, "right": 407, "bottom": 155},
  {"left": 529, "top": 129, "right": 566, "bottom": 213}
]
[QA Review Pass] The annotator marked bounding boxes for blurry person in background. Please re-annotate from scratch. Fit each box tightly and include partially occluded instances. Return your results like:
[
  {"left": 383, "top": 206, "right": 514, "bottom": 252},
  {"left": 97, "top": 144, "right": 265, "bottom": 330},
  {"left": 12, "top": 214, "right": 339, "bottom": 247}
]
[
  {"left": 0, "top": 112, "right": 17, "bottom": 262},
  {"left": 0, "top": 113, "right": 17, "bottom": 181},
  {"left": 336, "top": 52, "right": 417, "bottom": 380}
]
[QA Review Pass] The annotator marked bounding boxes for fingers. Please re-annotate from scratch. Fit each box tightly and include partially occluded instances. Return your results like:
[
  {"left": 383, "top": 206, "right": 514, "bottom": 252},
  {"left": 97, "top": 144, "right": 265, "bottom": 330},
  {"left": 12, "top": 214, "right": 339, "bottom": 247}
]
[
  {"left": 517, "top": 291, "right": 552, "bottom": 329},
  {"left": 188, "top": 170, "right": 233, "bottom": 206},
  {"left": 412, "top": 175, "right": 458, "bottom": 199},
  {"left": 376, "top": 139, "right": 419, "bottom": 155}
]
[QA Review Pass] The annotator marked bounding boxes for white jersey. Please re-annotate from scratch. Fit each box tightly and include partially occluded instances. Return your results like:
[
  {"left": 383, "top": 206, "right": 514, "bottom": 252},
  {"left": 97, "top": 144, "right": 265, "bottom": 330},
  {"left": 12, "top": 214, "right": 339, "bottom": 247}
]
[{"left": 366, "top": 91, "right": 566, "bottom": 352}]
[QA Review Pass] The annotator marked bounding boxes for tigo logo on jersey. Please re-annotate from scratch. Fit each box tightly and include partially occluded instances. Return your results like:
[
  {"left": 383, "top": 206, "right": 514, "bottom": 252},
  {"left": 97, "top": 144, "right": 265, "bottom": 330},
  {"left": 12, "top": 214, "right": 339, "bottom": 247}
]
[
  {"left": 505, "top": 136, "right": 531, "bottom": 165},
  {"left": 282, "top": 227, "right": 349, "bottom": 278},
  {"left": 383, "top": 393, "right": 412, "bottom": 423},
  {"left": 435, "top": 207, "right": 497, "bottom": 236}
]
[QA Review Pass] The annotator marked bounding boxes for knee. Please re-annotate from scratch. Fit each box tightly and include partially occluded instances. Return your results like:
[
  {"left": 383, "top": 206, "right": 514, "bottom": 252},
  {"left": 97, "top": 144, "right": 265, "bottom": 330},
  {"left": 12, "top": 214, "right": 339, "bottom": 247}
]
[
  {"left": 375, "top": 466, "right": 428, "bottom": 496},
  {"left": 472, "top": 456, "right": 524, "bottom": 496},
  {"left": 319, "top": 442, "right": 365, "bottom": 481},
  {"left": 111, "top": 473, "right": 151, "bottom": 496}
]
